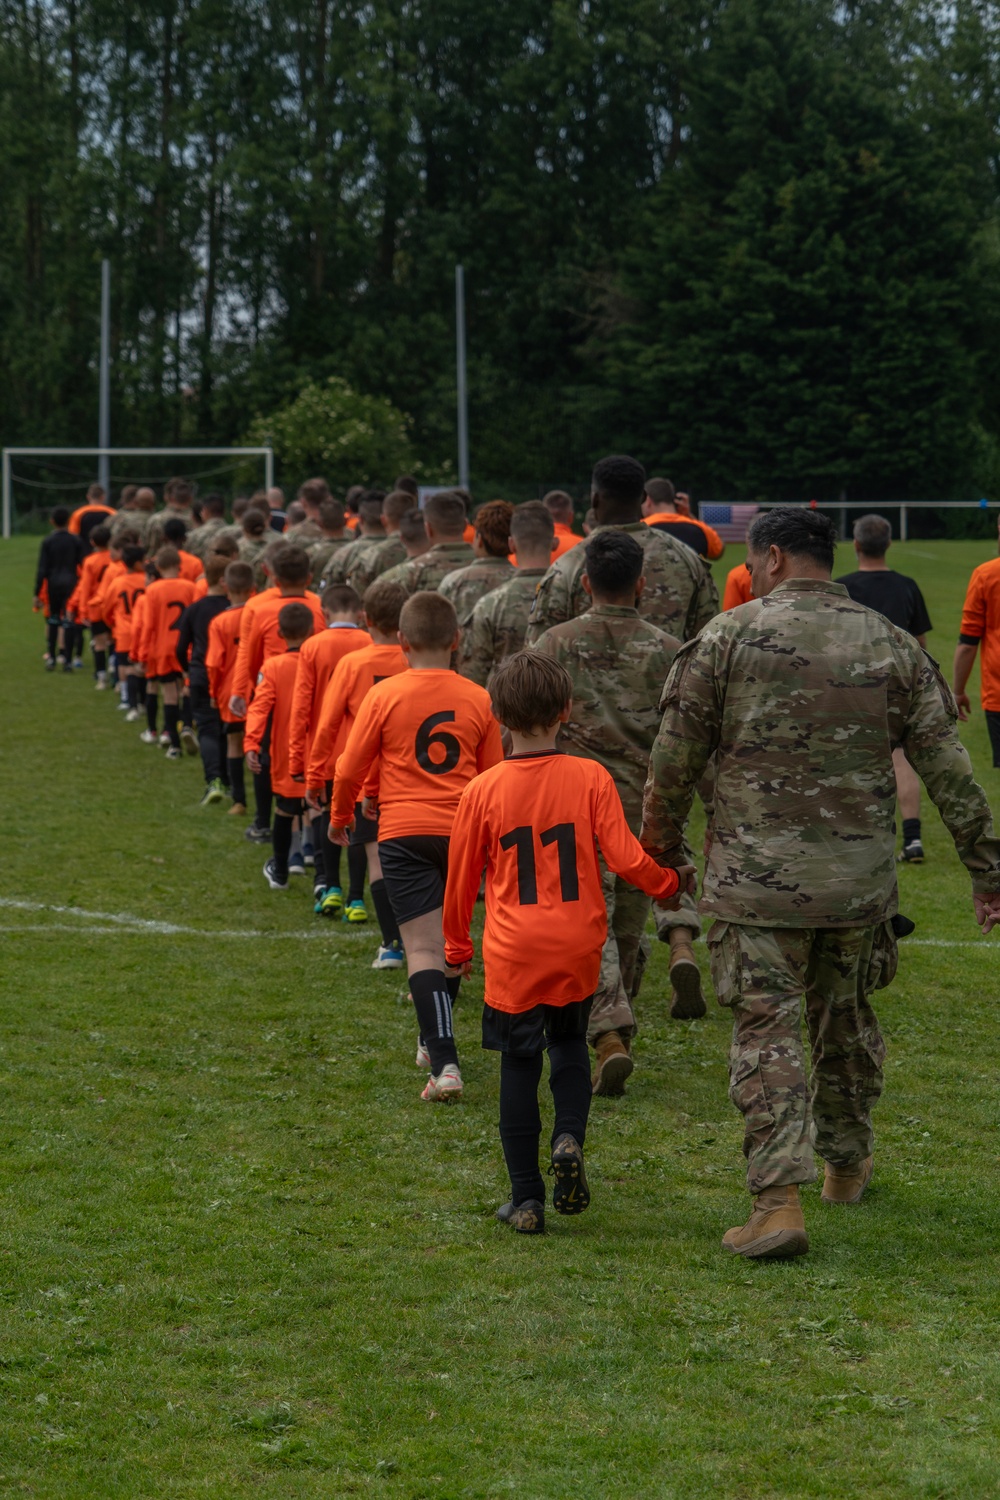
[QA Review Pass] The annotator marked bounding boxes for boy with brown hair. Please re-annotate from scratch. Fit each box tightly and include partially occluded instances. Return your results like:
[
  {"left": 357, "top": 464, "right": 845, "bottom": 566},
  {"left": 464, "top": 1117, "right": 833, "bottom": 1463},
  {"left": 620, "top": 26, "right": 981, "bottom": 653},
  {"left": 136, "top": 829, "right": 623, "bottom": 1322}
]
[
  {"left": 245, "top": 602, "right": 316, "bottom": 889},
  {"left": 439, "top": 500, "right": 515, "bottom": 627},
  {"left": 443, "top": 652, "right": 692, "bottom": 1233},
  {"left": 134, "top": 546, "right": 197, "bottom": 758},
  {"left": 330, "top": 592, "right": 503, "bottom": 1097},
  {"left": 206, "top": 560, "right": 255, "bottom": 815},
  {"left": 177, "top": 552, "right": 233, "bottom": 804}
]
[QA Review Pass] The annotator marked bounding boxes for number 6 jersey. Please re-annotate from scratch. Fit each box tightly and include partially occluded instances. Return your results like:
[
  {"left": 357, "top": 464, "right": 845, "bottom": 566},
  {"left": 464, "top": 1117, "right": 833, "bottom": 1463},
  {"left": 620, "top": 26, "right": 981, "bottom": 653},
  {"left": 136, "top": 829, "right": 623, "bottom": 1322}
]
[
  {"left": 329, "top": 668, "right": 504, "bottom": 838},
  {"left": 444, "top": 752, "right": 680, "bottom": 1012}
]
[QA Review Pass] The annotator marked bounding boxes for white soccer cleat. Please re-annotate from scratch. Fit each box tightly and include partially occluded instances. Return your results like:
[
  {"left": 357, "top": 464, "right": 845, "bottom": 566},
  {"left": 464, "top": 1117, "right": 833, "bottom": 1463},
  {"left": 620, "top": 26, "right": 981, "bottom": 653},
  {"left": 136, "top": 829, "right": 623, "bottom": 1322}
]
[
  {"left": 415, "top": 1039, "right": 430, "bottom": 1069},
  {"left": 421, "top": 1063, "right": 463, "bottom": 1102},
  {"left": 139, "top": 728, "right": 159, "bottom": 744},
  {"left": 124, "top": 708, "right": 141, "bottom": 722}
]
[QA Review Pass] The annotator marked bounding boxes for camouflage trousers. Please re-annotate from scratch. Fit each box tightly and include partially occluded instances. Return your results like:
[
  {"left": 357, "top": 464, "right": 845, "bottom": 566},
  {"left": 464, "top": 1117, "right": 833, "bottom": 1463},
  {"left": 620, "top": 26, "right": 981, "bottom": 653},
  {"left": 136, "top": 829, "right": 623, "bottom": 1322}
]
[
  {"left": 707, "top": 921, "right": 893, "bottom": 1192},
  {"left": 588, "top": 868, "right": 701, "bottom": 1044}
]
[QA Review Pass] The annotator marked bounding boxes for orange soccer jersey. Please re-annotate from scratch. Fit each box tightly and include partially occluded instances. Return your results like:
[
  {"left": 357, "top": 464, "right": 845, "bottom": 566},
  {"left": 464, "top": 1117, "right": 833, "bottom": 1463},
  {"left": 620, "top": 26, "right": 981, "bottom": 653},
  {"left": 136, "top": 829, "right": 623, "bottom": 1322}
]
[
  {"left": 444, "top": 753, "right": 680, "bottom": 1013},
  {"left": 109, "top": 572, "right": 147, "bottom": 654},
  {"left": 960, "top": 555, "right": 1000, "bottom": 711},
  {"left": 206, "top": 604, "right": 246, "bottom": 723},
  {"left": 244, "top": 648, "right": 304, "bottom": 797},
  {"left": 69, "top": 502, "right": 115, "bottom": 536},
  {"left": 176, "top": 549, "right": 203, "bottom": 584},
  {"left": 287, "top": 624, "right": 372, "bottom": 780},
  {"left": 231, "top": 589, "right": 324, "bottom": 708},
  {"left": 722, "top": 561, "right": 753, "bottom": 611},
  {"left": 77, "top": 549, "right": 112, "bottom": 622},
  {"left": 306, "top": 642, "right": 408, "bottom": 790},
  {"left": 330, "top": 668, "right": 503, "bottom": 838},
  {"left": 135, "top": 577, "right": 197, "bottom": 676}
]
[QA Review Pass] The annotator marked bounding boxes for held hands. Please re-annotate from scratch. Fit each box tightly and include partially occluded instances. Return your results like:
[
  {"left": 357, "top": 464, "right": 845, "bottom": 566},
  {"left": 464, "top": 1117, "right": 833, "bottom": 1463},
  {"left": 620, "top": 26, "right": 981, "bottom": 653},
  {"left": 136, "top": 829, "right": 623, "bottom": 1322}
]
[
  {"left": 973, "top": 893, "right": 1000, "bottom": 934},
  {"left": 446, "top": 960, "right": 472, "bottom": 979},
  {"left": 655, "top": 863, "right": 698, "bottom": 912},
  {"left": 955, "top": 690, "right": 972, "bottom": 723},
  {"left": 327, "top": 818, "right": 354, "bottom": 846}
]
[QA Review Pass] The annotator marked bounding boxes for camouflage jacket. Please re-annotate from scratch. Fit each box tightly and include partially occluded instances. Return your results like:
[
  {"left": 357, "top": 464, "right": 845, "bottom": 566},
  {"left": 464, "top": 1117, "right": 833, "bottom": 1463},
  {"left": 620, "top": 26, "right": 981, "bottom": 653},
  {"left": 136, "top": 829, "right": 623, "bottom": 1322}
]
[
  {"left": 108, "top": 509, "right": 153, "bottom": 546},
  {"left": 640, "top": 578, "right": 1000, "bottom": 926},
  {"left": 145, "top": 508, "right": 194, "bottom": 557},
  {"left": 284, "top": 520, "right": 323, "bottom": 545},
  {"left": 392, "top": 541, "right": 476, "bottom": 596},
  {"left": 308, "top": 535, "right": 355, "bottom": 586},
  {"left": 186, "top": 516, "right": 229, "bottom": 559},
  {"left": 524, "top": 520, "right": 718, "bottom": 645},
  {"left": 532, "top": 604, "right": 680, "bottom": 827},
  {"left": 439, "top": 555, "right": 515, "bottom": 628},
  {"left": 238, "top": 534, "right": 271, "bottom": 588},
  {"left": 457, "top": 567, "right": 548, "bottom": 685},
  {"left": 346, "top": 535, "right": 407, "bottom": 594}
]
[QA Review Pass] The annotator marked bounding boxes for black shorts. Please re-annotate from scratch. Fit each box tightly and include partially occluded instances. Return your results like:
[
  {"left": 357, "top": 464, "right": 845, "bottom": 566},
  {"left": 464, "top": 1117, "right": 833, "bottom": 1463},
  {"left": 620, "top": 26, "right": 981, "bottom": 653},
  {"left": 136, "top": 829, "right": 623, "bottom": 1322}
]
[
  {"left": 986, "top": 711, "right": 1000, "bottom": 769},
  {"left": 149, "top": 670, "right": 184, "bottom": 685},
  {"left": 379, "top": 835, "right": 450, "bottom": 925},
  {"left": 91, "top": 620, "right": 112, "bottom": 636},
  {"left": 275, "top": 794, "right": 304, "bottom": 817},
  {"left": 350, "top": 802, "right": 379, "bottom": 846},
  {"left": 482, "top": 997, "right": 593, "bottom": 1057}
]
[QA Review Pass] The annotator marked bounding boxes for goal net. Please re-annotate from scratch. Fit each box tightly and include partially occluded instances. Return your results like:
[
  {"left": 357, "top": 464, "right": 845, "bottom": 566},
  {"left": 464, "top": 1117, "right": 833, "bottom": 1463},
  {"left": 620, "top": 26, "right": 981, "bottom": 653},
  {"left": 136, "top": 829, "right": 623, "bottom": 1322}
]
[{"left": 1, "top": 447, "right": 274, "bottom": 537}]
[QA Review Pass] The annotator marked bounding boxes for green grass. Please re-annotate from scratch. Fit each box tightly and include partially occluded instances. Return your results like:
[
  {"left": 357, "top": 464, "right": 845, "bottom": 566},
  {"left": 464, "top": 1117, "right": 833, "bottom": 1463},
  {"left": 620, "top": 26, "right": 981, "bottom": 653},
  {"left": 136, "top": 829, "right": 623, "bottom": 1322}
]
[{"left": 1, "top": 537, "right": 999, "bottom": 1499}]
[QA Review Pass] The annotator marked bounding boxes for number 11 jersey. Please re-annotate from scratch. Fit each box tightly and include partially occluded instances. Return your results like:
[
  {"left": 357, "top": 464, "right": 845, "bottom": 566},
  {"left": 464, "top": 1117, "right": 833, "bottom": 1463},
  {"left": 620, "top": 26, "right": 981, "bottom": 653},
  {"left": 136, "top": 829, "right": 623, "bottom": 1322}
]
[{"left": 329, "top": 667, "right": 504, "bottom": 839}]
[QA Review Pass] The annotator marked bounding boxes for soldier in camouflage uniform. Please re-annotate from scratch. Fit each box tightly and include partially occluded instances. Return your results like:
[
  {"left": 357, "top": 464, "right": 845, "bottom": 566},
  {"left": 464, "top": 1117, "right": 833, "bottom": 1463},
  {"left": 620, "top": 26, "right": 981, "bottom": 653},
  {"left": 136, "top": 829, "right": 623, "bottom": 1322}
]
[
  {"left": 186, "top": 496, "right": 229, "bottom": 559},
  {"left": 458, "top": 501, "right": 555, "bottom": 684},
  {"left": 346, "top": 489, "right": 411, "bottom": 593},
  {"left": 641, "top": 507, "right": 1000, "bottom": 1260},
  {"left": 379, "top": 508, "right": 432, "bottom": 590},
  {"left": 109, "top": 487, "right": 157, "bottom": 548},
  {"left": 283, "top": 477, "right": 328, "bottom": 544},
  {"left": 318, "top": 494, "right": 385, "bottom": 588},
  {"left": 237, "top": 510, "right": 271, "bottom": 588},
  {"left": 145, "top": 479, "right": 196, "bottom": 556},
  {"left": 391, "top": 490, "right": 474, "bottom": 595},
  {"left": 439, "top": 500, "right": 514, "bottom": 627},
  {"left": 525, "top": 455, "right": 718, "bottom": 646},
  {"left": 306, "top": 497, "right": 355, "bottom": 584},
  {"left": 532, "top": 530, "right": 684, "bottom": 1097}
]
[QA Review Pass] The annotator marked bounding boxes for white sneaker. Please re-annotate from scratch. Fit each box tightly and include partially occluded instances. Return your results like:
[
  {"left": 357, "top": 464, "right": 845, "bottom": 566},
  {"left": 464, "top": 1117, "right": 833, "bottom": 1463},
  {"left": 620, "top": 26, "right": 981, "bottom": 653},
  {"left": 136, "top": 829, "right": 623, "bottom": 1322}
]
[
  {"left": 180, "top": 725, "right": 199, "bottom": 756},
  {"left": 158, "top": 730, "right": 171, "bottom": 748},
  {"left": 372, "top": 942, "right": 405, "bottom": 970},
  {"left": 421, "top": 1063, "right": 463, "bottom": 1102},
  {"left": 124, "top": 708, "right": 141, "bottom": 722},
  {"left": 139, "top": 728, "right": 158, "bottom": 744},
  {"left": 415, "top": 1040, "right": 430, "bottom": 1069}
]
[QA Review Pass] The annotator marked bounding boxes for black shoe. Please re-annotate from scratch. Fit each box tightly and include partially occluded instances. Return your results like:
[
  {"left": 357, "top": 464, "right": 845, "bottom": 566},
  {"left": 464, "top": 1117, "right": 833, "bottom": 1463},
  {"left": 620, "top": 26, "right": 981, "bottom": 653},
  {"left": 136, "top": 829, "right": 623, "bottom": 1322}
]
[
  {"left": 244, "top": 824, "right": 272, "bottom": 844},
  {"left": 550, "top": 1133, "right": 590, "bottom": 1215},
  {"left": 262, "top": 858, "right": 288, "bottom": 891},
  {"left": 496, "top": 1200, "right": 545, "bottom": 1234},
  {"left": 898, "top": 839, "right": 925, "bottom": 864},
  {"left": 45, "top": 659, "right": 56, "bottom": 672}
]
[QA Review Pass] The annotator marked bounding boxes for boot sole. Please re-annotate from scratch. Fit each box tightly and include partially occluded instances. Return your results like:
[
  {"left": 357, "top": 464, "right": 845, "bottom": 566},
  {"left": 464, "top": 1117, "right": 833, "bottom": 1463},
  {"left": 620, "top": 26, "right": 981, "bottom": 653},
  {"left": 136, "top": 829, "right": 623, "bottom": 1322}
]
[
  {"left": 723, "top": 1227, "right": 809, "bottom": 1260},
  {"left": 669, "top": 958, "right": 706, "bottom": 1019},
  {"left": 592, "top": 1051, "right": 633, "bottom": 1097},
  {"left": 551, "top": 1140, "right": 590, "bottom": 1215}
]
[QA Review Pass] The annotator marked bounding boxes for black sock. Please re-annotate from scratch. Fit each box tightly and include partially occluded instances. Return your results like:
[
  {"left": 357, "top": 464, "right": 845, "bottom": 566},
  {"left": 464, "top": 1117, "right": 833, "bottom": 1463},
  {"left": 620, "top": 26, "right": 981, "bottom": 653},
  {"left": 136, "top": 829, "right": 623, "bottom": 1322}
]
[
  {"left": 181, "top": 692, "right": 193, "bottom": 729},
  {"left": 370, "top": 879, "right": 400, "bottom": 946},
  {"left": 126, "top": 675, "right": 139, "bottom": 710},
  {"left": 93, "top": 647, "right": 107, "bottom": 675},
  {"left": 72, "top": 626, "right": 84, "bottom": 659},
  {"left": 227, "top": 755, "right": 245, "bottom": 806},
  {"left": 310, "top": 814, "right": 327, "bottom": 889},
  {"left": 272, "top": 815, "right": 292, "bottom": 881},
  {"left": 253, "top": 769, "right": 272, "bottom": 830},
  {"left": 347, "top": 843, "right": 366, "bottom": 903},
  {"left": 548, "top": 1036, "right": 591, "bottom": 1148},
  {"left": 146, "top": 695, "right": 158, "bottom": 733},
  {"left": 47, "top": 621, "right": 59, "bottom": 658},
  {"left": 324, "top": 832, "right": 342, "bottom": 890},
  {"left": 137, "top": 676, "right": 147, "bottom": 706},
  {"left": 164, "top": 702, "right": 181, "bottom": 749},
  {"left": 408, "top": 969, "right": 459, "bottom": 1075},
  {"left": 902, "top": 818, "right": 921, "bottom": 844},
  {"left": 499, "top": 1051, "right": 546, "bottom": 1205},
  {"left": 446, "top": 973, "right": 461, "bottom": 1002}
]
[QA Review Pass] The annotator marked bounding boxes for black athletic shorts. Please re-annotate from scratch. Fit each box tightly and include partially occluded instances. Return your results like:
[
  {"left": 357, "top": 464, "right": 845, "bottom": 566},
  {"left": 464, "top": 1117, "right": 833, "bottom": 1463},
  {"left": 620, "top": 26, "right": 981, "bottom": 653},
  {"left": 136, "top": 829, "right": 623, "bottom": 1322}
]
[
  {"left": 148, "top": 670, "right": 184, "bottom": 685},
  {"left": 482, "top": 997, "right": 593, "bottom": 1057},
  {"left": 986, "top": 710, "right": 1000, "bottom": 768},
  {"left": 378, "top": 834, "right": 450, "bottom": 925},
  {"left": 275, "top": 794, "right": 304, "bottom": 817},
  {"left": 46, "top": 588, "right": 73, "bottom": 622},
  {"left": 91, "top": 620, "right": 112, "bottom": 636},
  {"left": 350, "top": 801, "right": 379, "bottom": 846}
]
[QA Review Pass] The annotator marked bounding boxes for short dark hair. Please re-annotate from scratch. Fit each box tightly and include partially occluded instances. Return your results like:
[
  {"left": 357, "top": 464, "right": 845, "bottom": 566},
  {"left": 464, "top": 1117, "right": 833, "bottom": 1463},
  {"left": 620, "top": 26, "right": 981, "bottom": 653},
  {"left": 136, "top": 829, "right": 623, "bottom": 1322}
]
[
  {"left": 399, "top": 508, "right": 427, "bottom": 545},
  {"left": 210, "top": 533, "right": 240, "bottom": 560},
  {"left": 224, "top": 561, "right": 254, "bottom": 595},
  {"left": 271, "top": 543, "right": 310, "bottom": 587},
  {"left": 644, "top": 477, "right": 675, "bottom": 507},
  {"left": 154, "top": 545, "right": 181, "bottom": 572},
  {"left": 490, "top": 651, "right": 571, "bottom": 733},
  {"left": 854, "top": 513, "right": 892, "bottom": 558},
  {"left": 278, "top": 601, "right": 314, "bottom": 641},
  {"left": 592, "top": 455, "right": 646, "bottom": 507},
  {"left": 241, "top": 509, "right": 268, "bottom": 539},
  {"left": 163, "top": 516, "right": 188, "bottom": 543},
  {"left": 51, "top": 505, "right": 71, "bottom": 526},
  {"left": 344, "top": 484, "right": 365, "bottom": 514},
  {"left": 475, "top": 500, "right": 514, "bottom": 557},
  {"left": 363, "top": 577, "right": 406, "bottom": 635},
  {"left": 399, "top": 591, "right": 458, "bottom": 650},
  {"left": 584, "top": 530, "right": 644, "bottom": 597},
  {"left": 358, "top": 495, "right": 385, "bottom": 527},
  {"left": 747, "top": 507, "right": 837, "bottom": 571},
  {"left": 424, "top": 491, "right": 467, "bottom": 534},
  {"left": 170, "top": 480, "right": 194, "bottom": 507},
  {"left": 511, "top": 501, "right": 555, "bottom": 550},
  {"left": 298, "top": 477, "right": 331, "bottom": 509},
  {"left": 394, "top": 474, "right": 419, "bottom": 498},
  {"left": 383, "top": 489, "right": 412, "bottom": 526},
  {"left": 91, "top": 524, "right": 111, "bottom": 548},
  {"left": 201, "top": 493, "right": 226, "bottom": 518},
  {"left": 205, "top": 553, "right": 229, "bottom": 587},
  {"left": 319, "top": 497, "right": 346, "bottom": 532},
  {"left": 542, "top": 489, "right": 574, "bottom": 521},
  {"left": 322, "top": 583, "right": 360, "bottom": 615},
  {"left": 122, "top": 544, "right": 145, "bottom": 568}
]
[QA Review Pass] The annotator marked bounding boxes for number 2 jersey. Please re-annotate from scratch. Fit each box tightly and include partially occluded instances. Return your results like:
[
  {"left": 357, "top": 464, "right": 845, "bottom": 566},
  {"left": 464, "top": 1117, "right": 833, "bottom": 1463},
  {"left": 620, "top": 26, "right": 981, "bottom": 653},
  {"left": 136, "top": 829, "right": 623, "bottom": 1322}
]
[
  {"left": 329, "top": 667, "right": 503, "bottom": 838},
  {"left": 444, "top": 752, "right": 680, "bottom": 1012},
  {"left": 134, "top": 577, "right": 197, "bottom": 677}
]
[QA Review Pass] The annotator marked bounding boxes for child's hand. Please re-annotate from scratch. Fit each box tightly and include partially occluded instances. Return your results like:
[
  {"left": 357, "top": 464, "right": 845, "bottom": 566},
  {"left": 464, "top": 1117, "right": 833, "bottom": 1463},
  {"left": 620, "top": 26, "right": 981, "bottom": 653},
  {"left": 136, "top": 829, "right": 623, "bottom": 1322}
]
[
  {"left": 445, "top": 960, "right": 472, "bottom": 979},
  {"left": 305, "top": 788, "right": 325, "bottom": 812},
  {"left": 655, "top": 864, "right": 697, "bottom": 911},
  {"left": 229, "top": 694, "right": 246, "bottom": 718},
  {"left": 246, "top": 750, "right": 261, "bottom": 774},
  {"left": 361, "top": 795, "right": 379, "bottom": 819},
  {"left": 327, "top": 820, "right": 353, "bottom": 846}
]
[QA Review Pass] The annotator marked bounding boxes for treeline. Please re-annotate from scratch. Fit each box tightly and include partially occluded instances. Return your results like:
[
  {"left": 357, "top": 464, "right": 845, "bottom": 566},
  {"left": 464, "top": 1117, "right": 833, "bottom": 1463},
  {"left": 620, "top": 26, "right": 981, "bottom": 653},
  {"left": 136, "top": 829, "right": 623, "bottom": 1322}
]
[{"left": 2, "top": 0, "right": 1000, "bottom": 501}]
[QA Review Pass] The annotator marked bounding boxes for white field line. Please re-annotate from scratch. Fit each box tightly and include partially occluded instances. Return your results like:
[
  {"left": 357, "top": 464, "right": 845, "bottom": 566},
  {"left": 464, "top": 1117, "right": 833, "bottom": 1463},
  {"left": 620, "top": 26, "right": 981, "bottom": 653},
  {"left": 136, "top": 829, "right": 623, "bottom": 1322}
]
[{"left": 0, "top": 897, "right": 346, "bottom": 941}]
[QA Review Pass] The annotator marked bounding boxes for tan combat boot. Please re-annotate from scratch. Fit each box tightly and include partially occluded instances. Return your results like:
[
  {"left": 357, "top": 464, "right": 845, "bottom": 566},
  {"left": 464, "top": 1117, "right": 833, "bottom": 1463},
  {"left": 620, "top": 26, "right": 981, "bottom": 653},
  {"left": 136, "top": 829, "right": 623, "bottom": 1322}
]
[
  {"left": 722, "top": 1185, "right": 809, "bottom": 1259},
  {"left": 591, "top": 1030, "right": 633, "bottom": 1096},
  {"left": 821, "top": 1156, "right": 873, "bottom": 1205},
  {"left": 668, "top": 928, "right": 706, "bottom": 1019}
]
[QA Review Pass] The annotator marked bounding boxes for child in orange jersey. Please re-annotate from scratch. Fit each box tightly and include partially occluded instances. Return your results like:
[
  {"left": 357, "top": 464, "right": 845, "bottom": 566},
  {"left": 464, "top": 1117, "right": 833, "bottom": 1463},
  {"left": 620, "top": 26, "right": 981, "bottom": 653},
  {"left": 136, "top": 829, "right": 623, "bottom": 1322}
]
[
  {"left": 134, "top": 547, "right": 198, "bottom": 758},
  {"left": 287, "top": 583, "right": 371, "bottom": 909},
  {"left": 330, "top": 592, "right": 504, "bottom": 1101},
  {"left": 75, "top": 522, "right": 113, "bottom": 687},
  {"left": 206, "top": 561, "right": 254, "bottom": 816},
  {"left": 163, "top": 516, "right": 206, "bottom": 584},
  {"left": 245, "top": 602, "right": 315, "bottom": 890},
  {"left": 107, "top": 545, "right": 148, "bottom": 715},
  {"left": 306, "top": 579, "right": 408, "bottom": 955},
  {"left": 443, "top": 652, "right": 693, "bottom": 1234},
  {"left": 722, "top": 560, "right": 753, "bottom": 611}
]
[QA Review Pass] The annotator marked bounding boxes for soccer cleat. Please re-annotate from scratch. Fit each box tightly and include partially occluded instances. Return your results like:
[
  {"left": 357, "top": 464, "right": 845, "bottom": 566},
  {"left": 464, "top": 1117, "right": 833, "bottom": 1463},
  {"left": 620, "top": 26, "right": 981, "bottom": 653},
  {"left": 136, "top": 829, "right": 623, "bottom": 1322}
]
[
  {"left": 180, "top": 725, "right": 199, "bottom": 756},
  {"left": 591, "top": 1030, "right": 633, "bottom": 1096},
  {"left": 898, "top": 839, "right": 925, "bottom": 864},
  {"left": 302, "top": 840, "right": 315, "bottom": 868},
  {"left": 372, "top": 941, "right": 405, "bottom": 970},
  {"left": 313, "top": 886, "right": 328, "bottom": 914},
  {"left": 320, "top": 886, "right": 344, "bottom": 917},
  {"left": 415, "top": 1039, "right": 431, "bottom": 1069},
  {"left": 117, "top": 698, "right": 129, "bottom": 710},
  {"left": 821, "top": 1155, "right": 873, "bottom": 1205},
  {"left": 124, "top": 708, "right": 141, "bottom": 722},
  {"left": 288, "top": 850, "right": 306, "bottom": 877},
  {"left": 244, "top": 824, "right": 272, "bottom": 843},
  {"left": 158, "top": 730, "right": 171, "bottom": 747},
  {"left": 72, "top": 656, "right": 84, "bottom": 669},
  {"left": 95, "top": 674, "right": 108, "bottom": 690},
  {"left": 722, "top": 1185, "right": 809, "bottom": 1259},
  {"left": 343, "top": 899, "right": 368, "bottom": 924},
  {"left": 62, "top": 661, "right": 74, "bottom": 673},
  {"left": 421, "top": 1064, "right": 463, "bottom": 1102},
  {"left": 496, "top": 1200, "right": 545, "bottom": 1234},
  {"left": 200, "top": 779, "right": 227, "bottom": 807},
  {"left": 228, "top": 802, "right": 247, "bottom": 816},
  {"left": 262, "top": 857, "right": 288, "bottom": 891},
  {"left": 139, "top": 728, "right": 159, "bottom": 745},
  {"left": 45, "top": 659, "right": 56, "bottom": 672},
  {"left": 164, "top": 746, "right": 182, "bottom": 760},
  {"left": 550, "top": 1133, "right": 591, "bottom": 1215}
]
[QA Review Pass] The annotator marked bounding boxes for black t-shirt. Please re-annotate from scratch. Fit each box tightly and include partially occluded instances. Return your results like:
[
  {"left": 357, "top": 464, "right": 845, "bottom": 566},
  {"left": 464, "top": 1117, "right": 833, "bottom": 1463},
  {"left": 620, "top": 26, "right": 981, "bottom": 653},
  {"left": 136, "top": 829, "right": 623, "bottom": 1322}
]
[
  {"left": 176, "top": 593, "right": 230, "bottom": 676},
  {"left": 35, "top": 530, "right": 83, "bottom": 596},
  {"left": 835, "top": 569, "right": 932, "bottom": 639},
  {"left": 648, "top": 518, "right": 709, "bottom": 556}
]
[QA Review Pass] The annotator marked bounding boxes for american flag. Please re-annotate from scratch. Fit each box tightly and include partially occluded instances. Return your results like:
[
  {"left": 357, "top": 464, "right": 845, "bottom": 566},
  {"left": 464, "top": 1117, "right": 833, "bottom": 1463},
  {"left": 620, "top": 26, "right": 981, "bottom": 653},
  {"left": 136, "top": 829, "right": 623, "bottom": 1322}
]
[{"left": 699, "top": 504, "right": 759, "bottom": 543}]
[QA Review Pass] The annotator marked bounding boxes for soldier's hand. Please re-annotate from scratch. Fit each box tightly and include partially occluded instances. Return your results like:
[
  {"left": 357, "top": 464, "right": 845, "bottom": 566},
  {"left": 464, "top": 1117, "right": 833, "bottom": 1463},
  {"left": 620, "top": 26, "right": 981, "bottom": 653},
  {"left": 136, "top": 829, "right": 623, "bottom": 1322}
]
[
  {"left": 973, "top": 893, "right": 1000, "bottom": 934},
  {"left": 955, "top": 690, "right": 972, "bottom": 722}
]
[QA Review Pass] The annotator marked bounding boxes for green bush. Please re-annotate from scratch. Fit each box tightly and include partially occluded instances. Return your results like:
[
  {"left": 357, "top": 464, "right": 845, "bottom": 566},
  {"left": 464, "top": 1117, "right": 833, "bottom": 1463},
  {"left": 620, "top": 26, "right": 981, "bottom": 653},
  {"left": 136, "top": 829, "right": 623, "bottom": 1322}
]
[{"left": 242, "top": 377, "right": 416, "bottom": 492}]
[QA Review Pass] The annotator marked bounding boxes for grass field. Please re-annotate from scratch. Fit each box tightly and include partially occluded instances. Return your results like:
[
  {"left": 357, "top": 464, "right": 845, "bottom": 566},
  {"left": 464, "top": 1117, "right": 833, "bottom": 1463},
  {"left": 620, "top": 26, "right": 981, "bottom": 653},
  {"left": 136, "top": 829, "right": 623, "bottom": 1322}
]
[{"left": 2, "top": 536, "right": 999, "bottom": 1499}]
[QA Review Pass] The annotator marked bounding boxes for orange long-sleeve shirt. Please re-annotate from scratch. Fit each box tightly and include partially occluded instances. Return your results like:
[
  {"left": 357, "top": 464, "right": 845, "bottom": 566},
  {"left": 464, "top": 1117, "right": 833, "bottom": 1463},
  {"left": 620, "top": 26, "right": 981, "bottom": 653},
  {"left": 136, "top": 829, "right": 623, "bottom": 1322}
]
[
  {"left": 287, "top": 624, "right": 372, "bottom": 779},
  {"left": 178, "top": 549, "right": 203, "bottom": 584},
  {"left": 135, "top": 577, "right": 197, "bottom": 676},
  {"left": 231, "top": 589, "right": 324, "bottom": 708},
  {"left": 78, "top": 549, "right": 112, "bottom": 622},
  {"left": 443, "top": 752, "right": 680, "bottom": 1012},
  {"left": 109, "top": 572, "right": 147, "bottom": 654},
  {"left": 330, "top": 668, "right": 503, "bottom": 838},
  {"left": 68, "top": 502, "right": 115, "bottom": 536},
  {"left": 960, "top": 555, "right": 1000, "bottom": 711},
  {"left": 722, "top": 561, "right": 753, "bottom": 611},
  {"left": 206, "top": 604, "right": 246, "bottom": 722},
  {"left": 306, "top": 643, "right": 408, "bottom": 790},
  {"left": 244, "top": 648, "right": 304, "bottom": 797}
]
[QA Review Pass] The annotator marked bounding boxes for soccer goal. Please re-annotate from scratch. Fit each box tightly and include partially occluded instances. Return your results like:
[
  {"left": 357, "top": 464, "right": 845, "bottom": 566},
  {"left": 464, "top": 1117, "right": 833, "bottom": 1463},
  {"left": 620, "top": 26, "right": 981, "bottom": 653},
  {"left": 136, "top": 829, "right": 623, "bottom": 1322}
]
[{"left": 1, "top": 446, "right": 274, "bottom": 538}]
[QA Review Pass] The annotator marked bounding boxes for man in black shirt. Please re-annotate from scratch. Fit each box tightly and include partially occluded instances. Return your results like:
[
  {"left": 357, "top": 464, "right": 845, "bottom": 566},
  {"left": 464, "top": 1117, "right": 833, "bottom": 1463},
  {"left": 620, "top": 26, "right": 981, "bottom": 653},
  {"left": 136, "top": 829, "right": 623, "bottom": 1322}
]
[
  {"left": 34, "top": 506, "right": 83, "bottom": 672},
  {"left": 837, "top": 513, "right": 933, "bottom": 863},
  {"left": 176, "top": 553, "right": 232, "bottom": 804}
]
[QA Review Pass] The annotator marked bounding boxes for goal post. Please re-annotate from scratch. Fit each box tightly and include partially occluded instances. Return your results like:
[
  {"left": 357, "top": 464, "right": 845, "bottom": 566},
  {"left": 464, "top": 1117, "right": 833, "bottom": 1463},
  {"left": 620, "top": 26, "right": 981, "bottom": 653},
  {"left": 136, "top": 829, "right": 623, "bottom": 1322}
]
[{"left": 1, "top": 446, "right": 274, "bottom": 538}]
